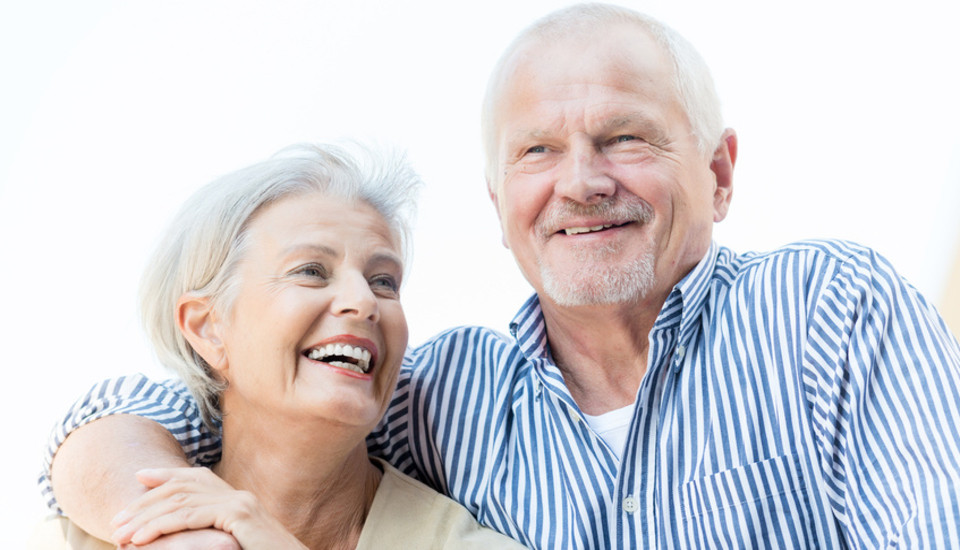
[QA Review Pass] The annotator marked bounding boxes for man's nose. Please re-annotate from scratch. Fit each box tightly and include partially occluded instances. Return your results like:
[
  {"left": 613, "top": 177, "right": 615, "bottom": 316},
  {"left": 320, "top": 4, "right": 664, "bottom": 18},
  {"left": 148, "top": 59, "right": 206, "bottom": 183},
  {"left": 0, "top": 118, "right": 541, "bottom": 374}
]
[
  {"left": 332, "top": 274, "right": 380, "bottom": 323},
  {"left": 555, "top": 140, "right": 616, "bottom": 203}
]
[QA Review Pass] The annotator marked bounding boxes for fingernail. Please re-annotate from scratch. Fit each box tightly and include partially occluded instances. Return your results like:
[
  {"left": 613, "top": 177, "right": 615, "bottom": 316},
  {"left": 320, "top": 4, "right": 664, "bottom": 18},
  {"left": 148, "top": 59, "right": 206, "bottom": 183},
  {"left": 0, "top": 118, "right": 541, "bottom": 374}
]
[
  {"left": 110, "top": 510, "right": 130, "bottom": 527},
  {"left": 111, "top": 524, "right": 134, "bottom": 544},
  {"left": 110, "top": 509, "right": 130, "bottom": 527}
]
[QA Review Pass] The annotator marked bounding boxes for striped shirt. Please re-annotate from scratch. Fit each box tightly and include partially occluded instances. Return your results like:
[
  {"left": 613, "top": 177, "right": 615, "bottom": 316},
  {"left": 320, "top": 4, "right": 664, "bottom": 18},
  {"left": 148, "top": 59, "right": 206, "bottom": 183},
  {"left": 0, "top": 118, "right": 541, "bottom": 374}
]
[{"left": 40, "top": 240, "right": 960, "bottom": 548}]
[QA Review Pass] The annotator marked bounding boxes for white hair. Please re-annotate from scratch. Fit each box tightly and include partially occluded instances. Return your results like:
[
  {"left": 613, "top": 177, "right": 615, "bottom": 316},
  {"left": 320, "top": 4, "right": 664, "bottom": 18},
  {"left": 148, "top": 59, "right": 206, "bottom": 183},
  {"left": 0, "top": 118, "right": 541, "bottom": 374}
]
[
  {"left": 139, "top": 143, "right": 421, "bottom": 430},
  {"left": 481, "top": 2, "right": 724, "bottom": 185}
]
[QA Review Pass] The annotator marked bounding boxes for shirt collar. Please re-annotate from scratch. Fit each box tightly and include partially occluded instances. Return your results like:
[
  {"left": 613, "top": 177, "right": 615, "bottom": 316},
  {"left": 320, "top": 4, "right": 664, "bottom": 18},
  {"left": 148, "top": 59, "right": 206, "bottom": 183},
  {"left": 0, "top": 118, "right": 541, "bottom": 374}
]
[
  {"left": 509, "top": 241, "right": 722, "bottom": 362},
  {"left": 665, "top": 240, "right": 720, "bottom": 346}
]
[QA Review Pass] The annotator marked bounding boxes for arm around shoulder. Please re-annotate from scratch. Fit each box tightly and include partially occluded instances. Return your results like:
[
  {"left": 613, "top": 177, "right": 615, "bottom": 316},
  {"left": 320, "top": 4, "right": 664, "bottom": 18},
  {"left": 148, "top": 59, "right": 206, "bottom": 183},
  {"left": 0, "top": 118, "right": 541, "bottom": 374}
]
[
  {"left": 41, "top": 374, "right": 219, "bottom": 540},
  {"left": 51, "top": 414, "right": 191, "bottom": 541}
]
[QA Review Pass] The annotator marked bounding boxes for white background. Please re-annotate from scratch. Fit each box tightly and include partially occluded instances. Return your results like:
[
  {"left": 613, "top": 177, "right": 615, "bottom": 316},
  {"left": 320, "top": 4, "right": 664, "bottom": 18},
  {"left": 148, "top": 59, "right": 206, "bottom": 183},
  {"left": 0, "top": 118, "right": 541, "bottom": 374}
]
[{"left": 2, "top": 1, "right": 958, "bottom": 546}]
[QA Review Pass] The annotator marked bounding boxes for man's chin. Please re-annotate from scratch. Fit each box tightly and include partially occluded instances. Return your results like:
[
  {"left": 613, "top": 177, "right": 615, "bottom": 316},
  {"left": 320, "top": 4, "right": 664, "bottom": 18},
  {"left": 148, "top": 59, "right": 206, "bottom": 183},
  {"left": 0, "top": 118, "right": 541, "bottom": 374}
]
[{"left": 539, "top": 257, "right": 656, "bottom": 307}]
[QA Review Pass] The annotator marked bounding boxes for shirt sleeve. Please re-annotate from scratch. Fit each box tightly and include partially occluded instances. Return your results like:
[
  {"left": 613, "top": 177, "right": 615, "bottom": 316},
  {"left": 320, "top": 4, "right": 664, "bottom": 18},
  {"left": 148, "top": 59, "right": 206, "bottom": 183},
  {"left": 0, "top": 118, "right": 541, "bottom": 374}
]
[
  {"left": 367, "top": 357, "right": 416, "bottom": 476},
  {"left": 38, "top": 373, "right": 221, "bottom": 513},
  {"left": 804, "top": 245, "right": 960, "bottom": 547}
]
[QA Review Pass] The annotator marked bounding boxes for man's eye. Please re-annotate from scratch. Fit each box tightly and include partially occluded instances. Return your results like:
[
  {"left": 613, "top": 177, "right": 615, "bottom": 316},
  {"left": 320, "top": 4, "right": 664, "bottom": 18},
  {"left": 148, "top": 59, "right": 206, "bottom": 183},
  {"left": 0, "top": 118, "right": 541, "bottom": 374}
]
[
  {"left": 526, "top": 145, "right": 547, "bottom": 154},
  {"left": 616, "top": 135, "right": 637, "bottom": 143}
]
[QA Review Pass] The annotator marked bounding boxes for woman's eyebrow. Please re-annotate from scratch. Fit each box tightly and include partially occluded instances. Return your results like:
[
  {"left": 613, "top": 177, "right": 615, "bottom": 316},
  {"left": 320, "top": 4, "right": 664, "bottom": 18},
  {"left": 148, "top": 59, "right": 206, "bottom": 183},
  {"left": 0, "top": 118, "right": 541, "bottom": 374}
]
[
  {"left": 368, "top": 251, "right": 404, "bottom": 271},
  {"left": 281, "top": 243, "right": 338, "bottom": 258}
]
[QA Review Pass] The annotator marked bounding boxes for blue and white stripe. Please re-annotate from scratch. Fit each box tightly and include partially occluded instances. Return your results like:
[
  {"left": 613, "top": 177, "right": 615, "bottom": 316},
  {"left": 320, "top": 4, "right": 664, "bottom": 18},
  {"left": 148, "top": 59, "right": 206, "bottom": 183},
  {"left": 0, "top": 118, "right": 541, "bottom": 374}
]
[{"left": 41, "top": 239, "right": 960, "bottom": 548}]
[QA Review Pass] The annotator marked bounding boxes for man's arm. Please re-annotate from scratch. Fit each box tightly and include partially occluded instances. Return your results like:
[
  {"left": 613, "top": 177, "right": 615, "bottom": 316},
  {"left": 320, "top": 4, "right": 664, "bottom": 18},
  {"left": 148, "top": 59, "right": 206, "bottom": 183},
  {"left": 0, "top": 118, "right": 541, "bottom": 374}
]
[
  {"left": 39, "top": 374, "right": 222, "bottom": 542},
  {"left": 51, "top": 414, "right": 190, "bottom": 540},
  {"left": 806, "top": 244, "right": 960, "bottom": 545}
]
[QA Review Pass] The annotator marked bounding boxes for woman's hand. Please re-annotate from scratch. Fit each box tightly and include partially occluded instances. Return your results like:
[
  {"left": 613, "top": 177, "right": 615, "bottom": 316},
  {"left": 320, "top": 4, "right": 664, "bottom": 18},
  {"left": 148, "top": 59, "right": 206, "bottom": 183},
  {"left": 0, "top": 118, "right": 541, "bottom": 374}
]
[
  {"left": 110, "top": 467, "right": 307, "bottom": 549},
  {"left": 117, "top": 528, "right": 242, "bottom": 550}
]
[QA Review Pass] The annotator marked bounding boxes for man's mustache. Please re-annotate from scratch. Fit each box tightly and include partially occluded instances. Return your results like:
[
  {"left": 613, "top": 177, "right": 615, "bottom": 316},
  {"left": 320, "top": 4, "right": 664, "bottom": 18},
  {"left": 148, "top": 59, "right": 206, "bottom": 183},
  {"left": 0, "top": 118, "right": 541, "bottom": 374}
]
[{"left": 535, "top": 195, "right": 654, "bottom": 240}]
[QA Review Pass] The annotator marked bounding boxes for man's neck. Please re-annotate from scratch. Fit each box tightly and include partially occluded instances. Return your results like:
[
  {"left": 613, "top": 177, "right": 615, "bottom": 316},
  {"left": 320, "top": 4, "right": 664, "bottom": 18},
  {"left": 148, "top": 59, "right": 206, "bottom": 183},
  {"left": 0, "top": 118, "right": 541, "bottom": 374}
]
[{"left": 540, "top": 292, "right": 666, "bottom": 415}]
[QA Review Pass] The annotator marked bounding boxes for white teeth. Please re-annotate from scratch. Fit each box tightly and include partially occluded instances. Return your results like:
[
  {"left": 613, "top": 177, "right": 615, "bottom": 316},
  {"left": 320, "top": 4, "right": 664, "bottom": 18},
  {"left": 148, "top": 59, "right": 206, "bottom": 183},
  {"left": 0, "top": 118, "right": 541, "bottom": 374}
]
[
  {"left": 564, "top": 224, "right": 612, "bottom": 235},
  {"left": 305, "top": 343, "right": 372, "bottom": 373},
  {"left": 327, "top": 361, "right": 365, "bottom": 374}
]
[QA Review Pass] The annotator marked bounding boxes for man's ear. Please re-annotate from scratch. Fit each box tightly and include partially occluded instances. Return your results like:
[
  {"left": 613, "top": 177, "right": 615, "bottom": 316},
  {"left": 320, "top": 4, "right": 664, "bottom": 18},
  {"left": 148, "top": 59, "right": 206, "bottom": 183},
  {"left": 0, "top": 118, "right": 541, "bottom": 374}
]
[
  {"left": 710, "top": 128, "right": 737, "bottom": 222},
  {"left": 487, "top": 177, "right": 510, "bottom": 249},
  {"left": 177, "top": 293, "right": 227, "bottom": 373}
]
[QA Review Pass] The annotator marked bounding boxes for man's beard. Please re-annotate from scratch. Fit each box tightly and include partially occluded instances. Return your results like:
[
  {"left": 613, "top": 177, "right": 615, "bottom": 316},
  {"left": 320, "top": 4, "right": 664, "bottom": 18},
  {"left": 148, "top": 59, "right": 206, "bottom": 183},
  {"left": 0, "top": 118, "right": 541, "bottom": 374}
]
[
  {"left": 535, "top": 195, "right": 656, "bottom": 306},
  {"left": 540, "top": 246, "right": 655, "bottom": 306}
]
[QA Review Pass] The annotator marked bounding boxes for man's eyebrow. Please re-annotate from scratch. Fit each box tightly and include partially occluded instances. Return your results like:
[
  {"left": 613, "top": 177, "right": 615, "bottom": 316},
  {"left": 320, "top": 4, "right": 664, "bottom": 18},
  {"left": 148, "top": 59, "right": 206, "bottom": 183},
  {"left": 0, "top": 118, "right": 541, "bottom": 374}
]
[
  {"left": 605, "top": 113, "right": 663, "bottom": 133},
  {"left": 605, "top": 113, "right": 674, "bottom": 146},
  {"left": 505, "top": 128, "right": 552, "bottom": 148}
]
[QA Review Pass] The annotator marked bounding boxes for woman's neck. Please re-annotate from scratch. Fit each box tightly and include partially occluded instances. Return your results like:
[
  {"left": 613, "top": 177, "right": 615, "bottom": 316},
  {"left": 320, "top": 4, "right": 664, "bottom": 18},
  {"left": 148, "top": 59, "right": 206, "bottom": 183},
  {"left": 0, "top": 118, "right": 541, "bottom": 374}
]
[{"left": 213, "top": 413, "right": 382, "bottom": 550}]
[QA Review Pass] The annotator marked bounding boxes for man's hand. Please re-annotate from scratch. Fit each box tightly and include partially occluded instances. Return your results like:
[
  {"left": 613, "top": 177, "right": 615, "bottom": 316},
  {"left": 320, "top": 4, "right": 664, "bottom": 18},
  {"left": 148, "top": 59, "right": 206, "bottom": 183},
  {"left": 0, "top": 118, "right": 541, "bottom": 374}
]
[{"left": 117, "top": 528, "right": 240, "bottom": 550}]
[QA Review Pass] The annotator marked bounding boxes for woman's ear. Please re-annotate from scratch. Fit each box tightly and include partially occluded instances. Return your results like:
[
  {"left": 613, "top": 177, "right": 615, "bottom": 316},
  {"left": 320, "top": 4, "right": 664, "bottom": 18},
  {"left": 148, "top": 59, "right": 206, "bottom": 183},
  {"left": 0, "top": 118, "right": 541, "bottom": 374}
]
[{"left": 177, "top": 293, "right": 228, "bottom": 373}]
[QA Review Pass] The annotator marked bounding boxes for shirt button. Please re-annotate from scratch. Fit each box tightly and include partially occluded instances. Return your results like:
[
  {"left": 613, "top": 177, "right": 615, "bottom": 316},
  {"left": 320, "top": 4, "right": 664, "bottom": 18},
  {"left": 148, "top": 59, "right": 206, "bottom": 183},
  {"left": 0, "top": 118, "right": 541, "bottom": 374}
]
[
  {"left": 622, "top": 496, "right": 639, "bottom": 513},
  {"left": 675, "top": 345, "right": 686, "bottom": 361}
]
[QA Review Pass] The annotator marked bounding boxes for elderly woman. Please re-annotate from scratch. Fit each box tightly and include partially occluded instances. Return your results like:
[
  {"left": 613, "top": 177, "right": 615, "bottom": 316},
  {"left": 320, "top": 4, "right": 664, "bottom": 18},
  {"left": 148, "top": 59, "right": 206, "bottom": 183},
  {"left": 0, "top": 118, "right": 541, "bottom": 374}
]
[{"left": 35, "top": 144, "right": 523, "bottom": 549}]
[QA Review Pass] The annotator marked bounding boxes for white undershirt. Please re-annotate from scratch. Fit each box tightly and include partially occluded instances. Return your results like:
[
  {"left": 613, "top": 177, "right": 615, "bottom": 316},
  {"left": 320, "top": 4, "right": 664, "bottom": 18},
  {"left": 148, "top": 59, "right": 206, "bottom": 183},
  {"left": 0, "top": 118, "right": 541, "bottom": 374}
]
[{"left": 582, "top": 402, "right": 636, "bottom": 461}]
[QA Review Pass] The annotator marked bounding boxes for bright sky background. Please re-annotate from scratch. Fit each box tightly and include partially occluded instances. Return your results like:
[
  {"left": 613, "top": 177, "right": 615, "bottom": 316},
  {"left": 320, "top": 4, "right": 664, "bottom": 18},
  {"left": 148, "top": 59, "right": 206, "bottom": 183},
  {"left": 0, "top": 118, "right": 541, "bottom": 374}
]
[{"left": 2, "top": 1, "right": 958, "bottom": 546}]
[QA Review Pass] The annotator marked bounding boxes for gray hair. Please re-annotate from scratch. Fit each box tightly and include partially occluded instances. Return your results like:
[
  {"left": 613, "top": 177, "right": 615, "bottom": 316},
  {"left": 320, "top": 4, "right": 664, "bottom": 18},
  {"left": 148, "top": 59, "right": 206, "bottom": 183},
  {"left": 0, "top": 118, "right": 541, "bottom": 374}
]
[
  {"left": 139, "top": 143, "right": 421, "bottom": 431},
  {"left": 481, "top": 3, "right": 724, "bottom": 185}
]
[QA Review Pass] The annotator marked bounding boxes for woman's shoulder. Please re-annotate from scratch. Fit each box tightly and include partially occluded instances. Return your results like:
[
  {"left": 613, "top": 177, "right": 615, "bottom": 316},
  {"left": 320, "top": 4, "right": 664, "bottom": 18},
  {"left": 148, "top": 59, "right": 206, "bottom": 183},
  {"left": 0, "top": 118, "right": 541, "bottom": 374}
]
[{"left": 358, "top": 458, "right": 526, "bottom": 549}]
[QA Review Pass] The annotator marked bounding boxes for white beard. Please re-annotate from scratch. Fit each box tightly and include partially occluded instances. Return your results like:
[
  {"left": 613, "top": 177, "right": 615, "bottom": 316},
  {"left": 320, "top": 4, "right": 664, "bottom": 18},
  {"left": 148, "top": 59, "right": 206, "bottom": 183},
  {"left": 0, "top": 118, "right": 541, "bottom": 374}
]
[
  {"left": 540, "top": 245, "right": 655, "bottom": 306},
  {"left": 533, "top": 194, "right": 656, "bottom": 306}
]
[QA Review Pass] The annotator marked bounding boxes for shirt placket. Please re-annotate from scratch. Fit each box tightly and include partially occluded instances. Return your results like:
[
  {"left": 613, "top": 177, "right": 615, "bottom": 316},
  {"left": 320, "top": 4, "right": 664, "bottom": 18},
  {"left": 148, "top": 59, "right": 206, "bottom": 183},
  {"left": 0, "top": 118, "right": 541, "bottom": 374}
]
[{"left": 615, "top": 325, "right": 678, "bottom": 549}]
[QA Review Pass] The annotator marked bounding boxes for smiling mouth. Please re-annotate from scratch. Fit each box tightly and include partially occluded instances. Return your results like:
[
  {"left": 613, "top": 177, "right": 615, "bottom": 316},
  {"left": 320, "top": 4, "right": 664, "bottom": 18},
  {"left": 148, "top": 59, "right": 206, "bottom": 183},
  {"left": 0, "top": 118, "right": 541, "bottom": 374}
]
[
  {"left": 305, "top": 343, "right": 373, "bottom": 374},
  {"left": 562, "top": 222, "right": 629, "bottom": 236}
]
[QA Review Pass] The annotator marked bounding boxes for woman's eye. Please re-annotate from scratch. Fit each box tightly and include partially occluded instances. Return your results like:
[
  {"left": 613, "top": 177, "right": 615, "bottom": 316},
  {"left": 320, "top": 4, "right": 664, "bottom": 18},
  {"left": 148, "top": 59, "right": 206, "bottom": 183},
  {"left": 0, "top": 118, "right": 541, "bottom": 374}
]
[
  {"left": 370, "top": 275, "right": 399, "bottom": 294},
  {"left": 294, "top": 264, "right": 328, "bottom": 279}
]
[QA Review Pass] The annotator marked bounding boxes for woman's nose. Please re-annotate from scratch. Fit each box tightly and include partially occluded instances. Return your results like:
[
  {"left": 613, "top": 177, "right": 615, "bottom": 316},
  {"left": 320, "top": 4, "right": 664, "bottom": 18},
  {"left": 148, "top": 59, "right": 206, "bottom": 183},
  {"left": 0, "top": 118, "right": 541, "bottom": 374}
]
[{"left": 331, "top": 274, "right": 380, "bottom": 322}]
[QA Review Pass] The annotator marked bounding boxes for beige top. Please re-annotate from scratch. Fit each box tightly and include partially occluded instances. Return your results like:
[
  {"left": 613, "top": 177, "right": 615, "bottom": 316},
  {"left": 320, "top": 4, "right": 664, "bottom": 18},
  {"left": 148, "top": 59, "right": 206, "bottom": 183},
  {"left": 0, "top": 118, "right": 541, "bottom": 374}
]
[
  {"left": 358, "top": 458, "right": 525, "bottom": 549},
  {"left": 28, "top": 458, "right": 525, "bottom": 549}
]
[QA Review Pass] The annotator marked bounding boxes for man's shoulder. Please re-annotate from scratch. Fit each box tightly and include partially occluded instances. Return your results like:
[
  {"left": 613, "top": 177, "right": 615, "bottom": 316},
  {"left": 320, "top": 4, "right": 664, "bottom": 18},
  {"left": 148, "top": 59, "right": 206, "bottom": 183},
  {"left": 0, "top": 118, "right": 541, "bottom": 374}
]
[
  {"left": 719, "top": 239, "right": 887, "bottom": 280},
  {"left": 707, "top": 239, "right": 903, "bottom": 306},
  {"left": 404, "top": 325, "right": 522, "bottom": 373},
  {"left": 409, "top": 325, "right": 514, "bottom": 354}
]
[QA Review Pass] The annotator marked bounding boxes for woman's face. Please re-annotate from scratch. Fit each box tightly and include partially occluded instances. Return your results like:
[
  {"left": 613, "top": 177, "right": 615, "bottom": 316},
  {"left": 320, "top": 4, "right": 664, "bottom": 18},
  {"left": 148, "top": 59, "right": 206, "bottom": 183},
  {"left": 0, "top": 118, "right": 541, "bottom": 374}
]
[{"left": 213, "top": 192, "right": 408, "bottom": 431}]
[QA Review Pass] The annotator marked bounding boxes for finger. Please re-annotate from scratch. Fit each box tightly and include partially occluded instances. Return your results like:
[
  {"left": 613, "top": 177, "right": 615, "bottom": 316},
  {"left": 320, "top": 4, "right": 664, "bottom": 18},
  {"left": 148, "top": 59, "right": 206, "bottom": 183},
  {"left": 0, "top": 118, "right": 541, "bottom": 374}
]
[
  {"left": 114, "top": 491, "right": 211, "bottom": 541},
  {"left": 136, "top": 466, "right": 216, "bottom": 488},
  {"left": 135, "top": 468, "right": 178, "bottom": 488},
  {"left": 112, "top": 485, "right": 240, "bottom": 543},
  {"left": 114, "top": 502, "right": 219, "bottom": 545},
  {"left": 116, "top": 468, "right": 227, "bottom": 525}
]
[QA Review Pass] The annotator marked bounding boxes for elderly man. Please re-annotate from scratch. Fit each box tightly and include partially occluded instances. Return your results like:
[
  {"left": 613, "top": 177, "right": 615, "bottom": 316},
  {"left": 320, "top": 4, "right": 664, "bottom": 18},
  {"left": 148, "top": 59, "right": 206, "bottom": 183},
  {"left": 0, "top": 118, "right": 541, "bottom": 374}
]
[{"left": 43, "top": 4, "right": 960, "bottom": 549}]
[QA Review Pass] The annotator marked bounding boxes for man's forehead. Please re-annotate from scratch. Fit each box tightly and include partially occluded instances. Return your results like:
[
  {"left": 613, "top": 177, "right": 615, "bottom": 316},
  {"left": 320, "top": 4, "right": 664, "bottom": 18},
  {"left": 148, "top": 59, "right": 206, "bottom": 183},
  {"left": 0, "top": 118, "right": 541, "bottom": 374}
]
[
  {"left": 499, "top": 25, "right": 673, "bottom": 102},
  {"left": 513, "top": 21, "right": 664, "bottom": 68},
  {"left": 504, "top": 109, "right": 667, "bottom": 141}
]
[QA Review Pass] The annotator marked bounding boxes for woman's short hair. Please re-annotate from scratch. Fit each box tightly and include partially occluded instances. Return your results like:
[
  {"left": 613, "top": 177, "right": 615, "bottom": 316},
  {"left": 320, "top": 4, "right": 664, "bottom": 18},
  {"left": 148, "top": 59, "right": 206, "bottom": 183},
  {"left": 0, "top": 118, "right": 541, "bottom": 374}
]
[
  {"left": 139, "top": 143, "right": 421, "bottom": 431},
  {"left": 481, "top": 3, "right": 724, "bottom": 184}
]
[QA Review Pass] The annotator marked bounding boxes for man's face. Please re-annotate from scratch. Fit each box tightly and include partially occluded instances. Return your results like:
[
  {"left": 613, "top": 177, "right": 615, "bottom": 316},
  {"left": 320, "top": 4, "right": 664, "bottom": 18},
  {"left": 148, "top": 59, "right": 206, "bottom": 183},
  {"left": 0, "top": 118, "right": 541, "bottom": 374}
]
[{"left": 489, "top": 24, "right": 732, "bottom": 308}]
